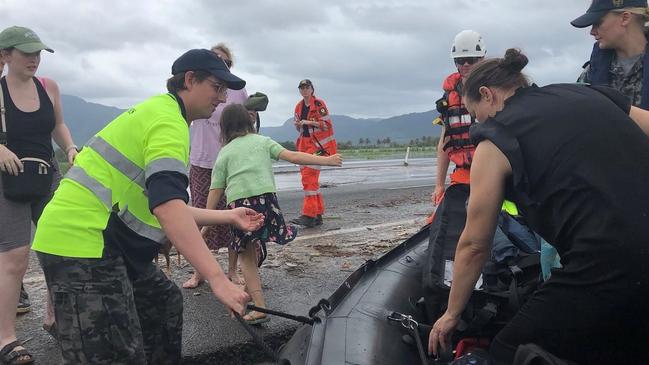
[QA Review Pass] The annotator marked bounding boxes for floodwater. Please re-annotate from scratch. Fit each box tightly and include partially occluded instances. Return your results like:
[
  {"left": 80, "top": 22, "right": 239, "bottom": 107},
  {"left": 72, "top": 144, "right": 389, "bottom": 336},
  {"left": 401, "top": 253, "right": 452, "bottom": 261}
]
[{"left": 274, "top": 157, "right": 439, "bottom": 191}]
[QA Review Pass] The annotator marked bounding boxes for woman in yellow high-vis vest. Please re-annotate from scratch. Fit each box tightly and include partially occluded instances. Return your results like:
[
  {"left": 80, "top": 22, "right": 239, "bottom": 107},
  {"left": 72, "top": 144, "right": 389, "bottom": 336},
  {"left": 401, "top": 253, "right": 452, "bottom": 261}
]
[{"left": 31, "top": 49, "right": 262, "bottom": 364}]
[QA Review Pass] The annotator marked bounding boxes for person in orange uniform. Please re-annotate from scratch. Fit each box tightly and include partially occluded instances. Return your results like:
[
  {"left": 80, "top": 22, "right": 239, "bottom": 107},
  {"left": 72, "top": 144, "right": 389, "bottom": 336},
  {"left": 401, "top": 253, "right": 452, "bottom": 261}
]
[{"left": 290, "top": 79, "right": 336, "bottom": 228}]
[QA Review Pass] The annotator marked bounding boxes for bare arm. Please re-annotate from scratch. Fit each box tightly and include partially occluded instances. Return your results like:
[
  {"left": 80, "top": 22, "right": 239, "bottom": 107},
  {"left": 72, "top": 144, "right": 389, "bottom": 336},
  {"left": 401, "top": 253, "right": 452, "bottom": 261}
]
[
  {"left": 432, "top": 127, "right": 451, "bottom": 205},
  {"left": 279, "top": 149, "right": 342, "bottom": 167},
  {"left": 205, "top": 188, "right": 224, "bottom": 211},
  {"left": 435, "top": 128, "right": 451, "bottom": 187},
  {"left": 429, "top": 140, "right": 511, "bottom": 354},
  {"left": 446, "top": 141, "right": 510, "bottom": 314},
  {"left": 154, "top": 199, "right": 249, "bottom": 313},
  {"left": 46, "top": 78, "right": 78, "bottom": 163},
  {"left": 629, "top": 106, "right": 649, "bottom": 138},
  {"left": 187, "top": 205, "right": 231, "bottom": 227}
]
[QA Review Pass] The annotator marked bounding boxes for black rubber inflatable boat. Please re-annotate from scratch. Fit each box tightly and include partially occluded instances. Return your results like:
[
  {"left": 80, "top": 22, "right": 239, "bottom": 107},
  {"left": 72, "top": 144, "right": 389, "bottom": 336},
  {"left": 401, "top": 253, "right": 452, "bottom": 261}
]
[
  {"left": 276, "top": 184, "right": 544, "bottom": 365},
  {"left": 277, "top": 225, "right": 433, "bottom": 365}
]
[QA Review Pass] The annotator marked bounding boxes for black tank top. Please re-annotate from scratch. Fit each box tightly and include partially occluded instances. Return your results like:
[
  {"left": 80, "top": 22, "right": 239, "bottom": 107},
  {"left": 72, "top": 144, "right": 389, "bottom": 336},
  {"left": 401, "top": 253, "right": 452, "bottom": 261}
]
[
  {"left": 471, "top": 84, "right": 649, "bottom": 288},
  {"left": 1, "top": 76, "right": 55, "bottom": 160}
]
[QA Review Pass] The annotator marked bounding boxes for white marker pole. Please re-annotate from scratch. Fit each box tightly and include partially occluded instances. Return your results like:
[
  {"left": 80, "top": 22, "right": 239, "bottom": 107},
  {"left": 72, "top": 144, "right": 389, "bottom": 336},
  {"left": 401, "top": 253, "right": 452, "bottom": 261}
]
[{"left": 404, "top": 146, "right": 410, "bottom": 166}]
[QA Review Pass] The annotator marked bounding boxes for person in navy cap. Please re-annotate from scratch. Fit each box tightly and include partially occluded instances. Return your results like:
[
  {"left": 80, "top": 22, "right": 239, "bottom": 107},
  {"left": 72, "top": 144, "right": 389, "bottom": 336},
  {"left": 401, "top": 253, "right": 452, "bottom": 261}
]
[
  {"left": 573, "top": 0, "right": 649, "bottom": 110},
  {"left": 32, "top": 49, "right": 261, "bottom": 364}
]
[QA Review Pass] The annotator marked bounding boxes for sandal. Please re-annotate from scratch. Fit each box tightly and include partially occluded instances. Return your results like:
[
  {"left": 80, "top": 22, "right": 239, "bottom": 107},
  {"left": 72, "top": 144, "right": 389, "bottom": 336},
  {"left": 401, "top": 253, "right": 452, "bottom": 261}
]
[
  {"left": 243, "top": 311, "right": 270, "bottom": 325},
  {"left": 0, "top": 340, "right": 34, "bottom": 365}
]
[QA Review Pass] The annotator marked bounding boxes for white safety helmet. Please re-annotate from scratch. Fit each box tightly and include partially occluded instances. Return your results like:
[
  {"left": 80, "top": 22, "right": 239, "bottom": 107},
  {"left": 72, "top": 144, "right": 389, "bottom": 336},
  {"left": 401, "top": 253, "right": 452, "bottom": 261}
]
[{"left": 451, "top": 30, "right": 486, "bottom": 59}]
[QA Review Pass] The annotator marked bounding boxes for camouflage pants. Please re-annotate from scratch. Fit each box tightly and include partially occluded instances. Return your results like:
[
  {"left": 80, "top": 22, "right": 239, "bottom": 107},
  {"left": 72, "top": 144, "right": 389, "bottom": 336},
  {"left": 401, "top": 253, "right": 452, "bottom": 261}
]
[{"left": 38, "top": 251, "right": 183, "bottom": 364}]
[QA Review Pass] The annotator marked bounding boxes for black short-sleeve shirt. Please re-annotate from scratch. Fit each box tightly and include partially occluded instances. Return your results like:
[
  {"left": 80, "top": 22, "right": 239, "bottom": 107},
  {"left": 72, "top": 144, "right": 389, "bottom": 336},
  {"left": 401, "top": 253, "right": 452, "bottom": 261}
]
[{"left": 470, "top": 83, "right": 649, "bottom": 287}]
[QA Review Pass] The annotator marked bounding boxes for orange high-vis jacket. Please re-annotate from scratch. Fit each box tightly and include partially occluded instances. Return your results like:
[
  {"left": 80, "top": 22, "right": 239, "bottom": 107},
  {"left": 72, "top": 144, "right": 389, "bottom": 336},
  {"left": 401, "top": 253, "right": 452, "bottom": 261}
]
[{"left": 294, "top": 97, "right": 337, "bottom": 155}]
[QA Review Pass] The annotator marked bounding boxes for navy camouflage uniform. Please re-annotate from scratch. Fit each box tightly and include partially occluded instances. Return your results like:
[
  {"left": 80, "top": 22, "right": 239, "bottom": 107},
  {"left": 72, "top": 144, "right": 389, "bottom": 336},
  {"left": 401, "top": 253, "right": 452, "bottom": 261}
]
[
  {"left": 38, "top": 250, "right": 183, "bottom": 365},
  {"left": 578, "top": 57, "right": 644, "bottom": 106}
]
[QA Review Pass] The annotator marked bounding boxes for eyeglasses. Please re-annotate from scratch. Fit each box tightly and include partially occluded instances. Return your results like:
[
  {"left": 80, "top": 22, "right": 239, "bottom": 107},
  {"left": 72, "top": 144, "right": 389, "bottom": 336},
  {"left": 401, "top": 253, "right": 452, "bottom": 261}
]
[
  {"left": 454, "top": 57, "right": 482, "bottom": 65},
  {"left": 208, "top": 79, "right": 228, "bottom": 96},
  {"left": 216, "top": 55, "right": 232, "bottom": 68}
]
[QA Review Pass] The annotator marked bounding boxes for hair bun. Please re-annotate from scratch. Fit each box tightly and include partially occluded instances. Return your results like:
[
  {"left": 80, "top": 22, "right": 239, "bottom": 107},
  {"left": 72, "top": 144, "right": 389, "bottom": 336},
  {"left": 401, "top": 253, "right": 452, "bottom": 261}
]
[{"left": 501, "top": 48, "right": 528, "bottom": 73}]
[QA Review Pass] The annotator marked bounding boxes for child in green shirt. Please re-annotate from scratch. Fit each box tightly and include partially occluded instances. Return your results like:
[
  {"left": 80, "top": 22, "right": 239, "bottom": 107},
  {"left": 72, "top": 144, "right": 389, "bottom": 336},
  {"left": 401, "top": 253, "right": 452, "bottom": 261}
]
[{"left": 205, "top": 104, "right": 341, "bottom": 324}]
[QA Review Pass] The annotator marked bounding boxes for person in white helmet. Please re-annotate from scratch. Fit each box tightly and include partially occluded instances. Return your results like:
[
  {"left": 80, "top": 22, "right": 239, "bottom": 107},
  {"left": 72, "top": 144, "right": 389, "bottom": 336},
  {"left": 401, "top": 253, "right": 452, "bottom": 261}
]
[
  {"left": 431, "top": 30, "right": 486, "bottom": 204},
  {"left": 423, "top": 29, "right": 490, "bottom": 297}
]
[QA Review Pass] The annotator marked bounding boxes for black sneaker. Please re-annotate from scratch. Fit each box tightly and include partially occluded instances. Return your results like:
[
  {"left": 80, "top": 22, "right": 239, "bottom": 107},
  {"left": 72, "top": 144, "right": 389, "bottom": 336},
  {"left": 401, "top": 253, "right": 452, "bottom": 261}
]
[
  {"left": 315, "top": 215, "right": 323, "bottom": 226},
  {"left": 17, "top": 284, "right": 31, "bottom": 314},
  {"left": 290, "top": 215, "right": 317, "bottom": 228}
]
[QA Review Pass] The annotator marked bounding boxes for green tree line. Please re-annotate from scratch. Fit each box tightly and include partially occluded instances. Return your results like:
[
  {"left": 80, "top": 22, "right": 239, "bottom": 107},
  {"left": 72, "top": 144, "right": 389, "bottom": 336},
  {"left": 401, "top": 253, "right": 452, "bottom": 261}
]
[{"left": 278, "top": 135, "right": 439, "bottom": 151}]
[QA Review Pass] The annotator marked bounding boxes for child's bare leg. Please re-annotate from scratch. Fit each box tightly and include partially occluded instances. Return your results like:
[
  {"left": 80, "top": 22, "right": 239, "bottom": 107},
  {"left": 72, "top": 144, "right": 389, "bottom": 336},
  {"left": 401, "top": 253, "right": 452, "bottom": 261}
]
[
  {"left": 182, "top": 269, "right": 204, "bottom": 289},
  {"left": 227, "top": 248, "right": 245, "bottom": 286},
  {"left": 239, "top": 243, "right": 267, "bottom": 321}
]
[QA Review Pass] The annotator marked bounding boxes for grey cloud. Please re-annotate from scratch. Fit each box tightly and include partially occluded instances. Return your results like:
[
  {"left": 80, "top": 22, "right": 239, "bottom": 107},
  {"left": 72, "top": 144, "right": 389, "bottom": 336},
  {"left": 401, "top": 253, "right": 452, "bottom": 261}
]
[{"left": 1, "top": 0, "right": 596, "bottom": 126}]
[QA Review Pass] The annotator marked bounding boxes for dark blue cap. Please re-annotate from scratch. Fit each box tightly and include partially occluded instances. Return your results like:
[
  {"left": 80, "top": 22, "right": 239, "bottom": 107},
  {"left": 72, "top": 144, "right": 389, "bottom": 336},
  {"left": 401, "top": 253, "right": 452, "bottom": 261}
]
[
  {"left": 172, "top": 49, "right": 246, "bottom": 90},
  {"left": 571, "top": 0, "right": 648, "bottom": 28}
]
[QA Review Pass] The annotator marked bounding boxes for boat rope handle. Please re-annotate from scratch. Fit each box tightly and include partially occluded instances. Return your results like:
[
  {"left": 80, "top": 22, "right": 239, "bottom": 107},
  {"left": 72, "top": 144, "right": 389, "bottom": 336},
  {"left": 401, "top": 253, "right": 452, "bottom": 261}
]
[
  {"left": 247, "top": 304, "right": 319, "bottom": 325},
  {"left": 233, "top": 312, "right": 279, "bottom": 362},
  {"left": 308, "top": 298, "right": 332, "bottom": 318}
]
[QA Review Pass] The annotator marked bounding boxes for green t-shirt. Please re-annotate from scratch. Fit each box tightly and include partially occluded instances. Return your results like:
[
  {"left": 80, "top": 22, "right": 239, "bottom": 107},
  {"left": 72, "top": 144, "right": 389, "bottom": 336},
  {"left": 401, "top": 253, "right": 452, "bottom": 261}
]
[{"left": 211, "top": 134, "right": 285, "bottom": 204}]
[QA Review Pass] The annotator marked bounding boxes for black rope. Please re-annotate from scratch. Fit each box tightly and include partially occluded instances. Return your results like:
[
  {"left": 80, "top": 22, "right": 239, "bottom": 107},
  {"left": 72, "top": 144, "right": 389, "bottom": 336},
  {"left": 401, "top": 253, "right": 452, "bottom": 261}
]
[
  {"left": 247, "top": 304, "right": 318, "bottom": 325},
  {"left": 411, "top": 323, "right": 429, "bottom": 365},
  {"left": 233, "top": 312, "right": 278, "bottom": 362}
]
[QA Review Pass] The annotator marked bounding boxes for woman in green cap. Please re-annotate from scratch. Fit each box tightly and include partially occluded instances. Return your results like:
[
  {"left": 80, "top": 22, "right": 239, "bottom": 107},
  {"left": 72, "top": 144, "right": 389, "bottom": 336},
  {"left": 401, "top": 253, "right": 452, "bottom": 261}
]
[{"left": 0, "top": 26, "right": 77, "bottom": 365}]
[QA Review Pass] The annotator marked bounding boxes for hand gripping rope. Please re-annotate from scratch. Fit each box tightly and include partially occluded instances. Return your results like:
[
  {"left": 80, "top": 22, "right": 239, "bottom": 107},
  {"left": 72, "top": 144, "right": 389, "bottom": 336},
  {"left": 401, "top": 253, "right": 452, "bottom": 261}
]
[{"left": 233, "top": 301, "right": 327, "bottom": 364}]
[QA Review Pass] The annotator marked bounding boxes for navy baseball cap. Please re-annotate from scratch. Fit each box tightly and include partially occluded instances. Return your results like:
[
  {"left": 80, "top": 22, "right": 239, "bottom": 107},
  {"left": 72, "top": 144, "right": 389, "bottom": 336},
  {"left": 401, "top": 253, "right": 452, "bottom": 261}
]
[
  {"left": 571, "top": 0, "right": 648, "bottom": 28},
  {"left": 172, "top": 49, "right": 246, "bottom": 90}
]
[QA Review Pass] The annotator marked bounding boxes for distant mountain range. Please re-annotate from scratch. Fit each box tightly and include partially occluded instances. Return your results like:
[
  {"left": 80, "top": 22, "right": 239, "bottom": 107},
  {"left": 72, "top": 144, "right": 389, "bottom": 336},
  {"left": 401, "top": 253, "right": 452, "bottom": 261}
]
[
  {"left": 60, "top": 95, "right": 442, "bottom": 146},
  {"left": 61, "top": 95, "right": 125, "bottom": 145}
]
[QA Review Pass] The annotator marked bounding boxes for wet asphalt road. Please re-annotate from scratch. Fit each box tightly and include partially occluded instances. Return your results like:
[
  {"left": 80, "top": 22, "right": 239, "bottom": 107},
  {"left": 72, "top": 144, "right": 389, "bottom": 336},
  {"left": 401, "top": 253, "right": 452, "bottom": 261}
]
[{"left": 17, "top": 158, "right": 439, "bottom": 364}]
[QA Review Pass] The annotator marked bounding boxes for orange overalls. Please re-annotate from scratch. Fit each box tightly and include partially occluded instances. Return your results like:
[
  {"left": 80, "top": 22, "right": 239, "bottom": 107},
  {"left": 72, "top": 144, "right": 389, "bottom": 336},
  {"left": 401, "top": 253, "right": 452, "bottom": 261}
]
[{"left": 294, "top": 97, "right": 337, "bottom": 218}]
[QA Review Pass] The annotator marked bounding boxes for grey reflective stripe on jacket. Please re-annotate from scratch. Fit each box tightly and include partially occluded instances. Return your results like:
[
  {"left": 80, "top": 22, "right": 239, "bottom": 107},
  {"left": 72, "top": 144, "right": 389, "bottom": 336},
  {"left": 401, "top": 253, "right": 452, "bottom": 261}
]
[
  {"left": 118, "top": 206, "right": 167, "bottom": 243},
  {"left": 87, "top": 136, "right": 146, "bottom": 189},
  {"left": 64, "top": 136, "right": 187, "bottom": 244},
  {"left": 66, "top": 166, "right": 167, "bottom": 243},
  {"left": 304, "top": 190, "right": 321, "bottom": 196},
  {"left": 66, "top": 166, "right": 113, "bottom": 209},
  {"left": 145, "top": 158, "right": 188, "bottom": 181}
]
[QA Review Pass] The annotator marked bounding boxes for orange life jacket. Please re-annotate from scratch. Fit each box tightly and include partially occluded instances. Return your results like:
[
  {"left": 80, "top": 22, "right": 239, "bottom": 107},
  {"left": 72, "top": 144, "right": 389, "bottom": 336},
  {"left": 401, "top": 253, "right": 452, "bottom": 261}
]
[
  {"left": 294, "top": 97, "right": 337, "bottom": 155},
  {"left": 440, "top": 72, "right": 475, "bottom": 170}
]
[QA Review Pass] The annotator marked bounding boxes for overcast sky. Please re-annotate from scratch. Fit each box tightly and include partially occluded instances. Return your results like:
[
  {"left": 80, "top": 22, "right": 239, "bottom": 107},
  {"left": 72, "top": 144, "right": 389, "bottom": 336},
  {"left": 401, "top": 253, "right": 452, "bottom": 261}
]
[{"left": 2, "top": 0, "right": 595, "bottom": 126}]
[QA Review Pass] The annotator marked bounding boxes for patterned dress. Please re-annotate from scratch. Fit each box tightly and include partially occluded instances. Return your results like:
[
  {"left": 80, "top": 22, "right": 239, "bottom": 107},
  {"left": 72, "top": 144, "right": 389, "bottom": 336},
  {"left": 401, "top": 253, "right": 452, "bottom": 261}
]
[
  {"left": 229, "top": 192, "right": 297, "bottom": 266},
  {"left": 189, "top": 165, "right": 232, "bottom": 250}
]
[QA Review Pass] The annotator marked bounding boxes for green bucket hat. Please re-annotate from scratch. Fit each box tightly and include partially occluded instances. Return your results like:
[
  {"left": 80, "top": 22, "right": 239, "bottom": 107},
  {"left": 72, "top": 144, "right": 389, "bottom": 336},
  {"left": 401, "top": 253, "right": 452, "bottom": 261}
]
[
  {"left": 244, "top": 92, "right": 269, "bottom": 112},
  {"left": 0, "top": 26, "right": 54, "bottom": 53}
]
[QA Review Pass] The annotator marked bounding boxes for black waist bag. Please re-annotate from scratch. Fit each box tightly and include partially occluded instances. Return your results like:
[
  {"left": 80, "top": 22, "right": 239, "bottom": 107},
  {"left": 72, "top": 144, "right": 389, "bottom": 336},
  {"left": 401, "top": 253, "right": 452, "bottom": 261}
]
[{"left": 2, "top": 157, "right": 53, "bottom": 202}]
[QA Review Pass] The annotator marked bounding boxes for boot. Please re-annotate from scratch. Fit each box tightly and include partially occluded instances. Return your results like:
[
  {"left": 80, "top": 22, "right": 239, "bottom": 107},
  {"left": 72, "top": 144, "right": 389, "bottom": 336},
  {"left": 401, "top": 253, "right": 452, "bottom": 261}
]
[
  {"left": 315, "top": 215, "right": 323, "bottom": 226},
  {"left": 290, "top": 215, "right": 317, "bottom": 228}
]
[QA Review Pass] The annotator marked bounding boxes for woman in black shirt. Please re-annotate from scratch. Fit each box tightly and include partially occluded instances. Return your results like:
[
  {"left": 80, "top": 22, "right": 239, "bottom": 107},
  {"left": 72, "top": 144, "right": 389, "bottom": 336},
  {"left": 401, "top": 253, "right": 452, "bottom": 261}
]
[
  {"left": 0, "top": 26, "right": 77, "bottom": 364},
  {"left": 428, "top": 49, "right": 649, "bottom": 364}
]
